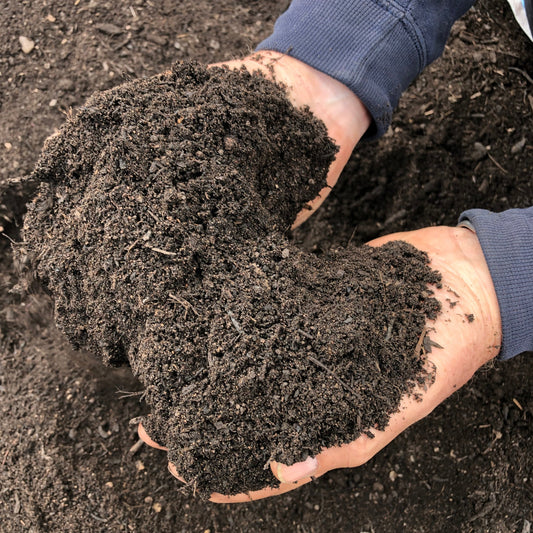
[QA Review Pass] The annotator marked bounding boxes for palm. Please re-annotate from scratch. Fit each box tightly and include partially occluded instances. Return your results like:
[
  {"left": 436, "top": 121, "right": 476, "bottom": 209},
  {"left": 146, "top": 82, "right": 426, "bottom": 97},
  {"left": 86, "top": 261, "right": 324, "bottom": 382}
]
[
  {"left": 140, "top": 226, "right": 500, "bottom": 503},
  {"left": 215, "top": 226, "right": 501, "bottom": 502}
]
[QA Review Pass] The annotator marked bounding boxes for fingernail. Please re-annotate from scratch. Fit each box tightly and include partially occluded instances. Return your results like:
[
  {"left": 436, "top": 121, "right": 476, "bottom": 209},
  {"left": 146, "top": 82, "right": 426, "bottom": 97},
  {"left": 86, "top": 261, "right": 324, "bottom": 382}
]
[{"left": 277, "top": 456, "right": 319, "bottom": 483}]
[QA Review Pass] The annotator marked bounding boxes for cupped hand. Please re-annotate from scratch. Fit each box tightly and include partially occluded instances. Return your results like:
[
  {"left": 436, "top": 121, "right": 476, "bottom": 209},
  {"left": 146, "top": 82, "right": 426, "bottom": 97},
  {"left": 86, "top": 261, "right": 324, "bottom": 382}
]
[{"left": 139, "top": 225, "right": 501, "bottom": 503}]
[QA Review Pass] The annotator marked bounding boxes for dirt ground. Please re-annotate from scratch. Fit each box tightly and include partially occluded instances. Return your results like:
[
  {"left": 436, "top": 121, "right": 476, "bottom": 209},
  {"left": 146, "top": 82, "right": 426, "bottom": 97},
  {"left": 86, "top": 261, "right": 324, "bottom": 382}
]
[{"left": 0, "top": 0, "right": 531, "bottom": 531}]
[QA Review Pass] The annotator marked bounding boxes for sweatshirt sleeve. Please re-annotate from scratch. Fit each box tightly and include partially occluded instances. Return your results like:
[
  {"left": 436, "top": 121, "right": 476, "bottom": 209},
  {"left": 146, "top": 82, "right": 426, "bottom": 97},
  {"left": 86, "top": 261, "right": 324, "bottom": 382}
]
[
  {"left": 257, "top": 0, "right": 475, "bottom": 139},
  {"left": 459, "top": 208, "right": 533, "bottom": 360}
]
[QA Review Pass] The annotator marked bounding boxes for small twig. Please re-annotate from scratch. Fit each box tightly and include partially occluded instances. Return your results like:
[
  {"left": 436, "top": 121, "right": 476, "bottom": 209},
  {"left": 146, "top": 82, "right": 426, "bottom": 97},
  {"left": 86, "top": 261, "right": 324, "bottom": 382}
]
[
  {"left": 226, "top": 309, "right": 243, "bottom": 334},
  {"left": 513, "top": 398, "right": 524, "bottom": 411},
  {"left": 413, "top": 326, "right": 428, "bottom": 357},
  {"left": 125, "top": 239, "right": 139, "bottom": 255},
  {"left": 169, "top": 293, "right": 199, "bottom": 316},
  {"left": 89, "top": 513, "right": 108, "bottom": 523},
  {"left": 297, "top": 328, "right": 314, "bottom": 340},
  {"left": 487, "top": 153, "right": 508, "bottom": 174},
  {"left": 1, "top": 449, "right": 10, "bottom": 466},
  {"left": 1, "top": 232, "right": 19, "bottom": 244},
  {"left": 508, "top": 66, "right": 533, "bottom": 84},
  {"left": 384, "top": 318, "right": 396, "bottom": 342},
  {"left": 116, "top": 388, "right": 144, "bottom": 399},
  {"left": 346, "top": 226, "right": 358, "bottom": 247},
  {"left": 146, "top": 246, "right": 177, "bottom": 256},
  {"left": 307, "top": 355, "right": 358, "bottom": 397},
  {"left": 129, "top": 438, "right": 144, "bottom": 455}
]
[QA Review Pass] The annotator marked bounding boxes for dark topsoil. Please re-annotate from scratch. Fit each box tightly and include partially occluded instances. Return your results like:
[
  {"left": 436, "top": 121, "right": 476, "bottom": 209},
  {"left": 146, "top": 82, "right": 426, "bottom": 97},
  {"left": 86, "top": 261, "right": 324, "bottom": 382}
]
[
  {"left": 0, "top": 0, "right": 531, "bottom": 531},
  {"left": 20, "top": 61, "right": 441, "bottom": 496}
]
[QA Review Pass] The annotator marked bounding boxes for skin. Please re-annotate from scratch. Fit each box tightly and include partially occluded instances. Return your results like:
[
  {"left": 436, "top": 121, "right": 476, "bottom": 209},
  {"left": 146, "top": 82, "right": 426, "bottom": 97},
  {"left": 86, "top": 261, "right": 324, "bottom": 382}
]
[{"left": 138, "top": 52, "right": 502, "bottom": 503}]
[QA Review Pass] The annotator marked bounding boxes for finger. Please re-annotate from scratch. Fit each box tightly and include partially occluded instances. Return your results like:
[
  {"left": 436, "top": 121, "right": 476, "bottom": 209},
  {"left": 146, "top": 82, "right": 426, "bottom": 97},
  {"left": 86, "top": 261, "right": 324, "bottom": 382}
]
[
  {"left": 271, "top": 456, "right": 319, "bottom": 483},
  {"left": 167, "top": 462, "right": 187, "bottom": 483},
  {"left": 137, "top": 423, "right": 168, "bottom": 451},
  {"left": 209, "top": 457, "right": 328, "bottom": 504},
  {"left": 209, "top": 474, "right": 316, "bottom": 504}
]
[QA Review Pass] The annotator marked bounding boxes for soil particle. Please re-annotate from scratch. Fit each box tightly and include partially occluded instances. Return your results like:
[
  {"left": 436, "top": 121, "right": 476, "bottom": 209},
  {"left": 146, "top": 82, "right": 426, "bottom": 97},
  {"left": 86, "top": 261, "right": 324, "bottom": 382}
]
[{"left": 19, "top": 61, "right": 441, "bottom": 496}]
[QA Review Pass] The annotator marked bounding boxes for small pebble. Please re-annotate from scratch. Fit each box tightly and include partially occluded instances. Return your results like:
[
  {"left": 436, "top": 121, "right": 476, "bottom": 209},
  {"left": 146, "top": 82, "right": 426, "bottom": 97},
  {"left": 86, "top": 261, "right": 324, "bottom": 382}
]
[
  {"left": 94, "top": 23, "right": 123, "bottom": 36},
  {"left": 135, "top": 460, "right": 145, "bottom": 471},
  {"left": 472, "top": 141, "right": 487, "bottom": 161},
  {"left": 46, "top": 14, "right": 56, "bottom": 22},
  {"left": 49, "top": 99, "right": 58, "bottom": 107},
  {"left": 4, "top": 142, "right": 12, "bottom": 151},
  {"left": 152, "top": 502, "right": 162, "bottom": 513},
  {"left": 372, "top": 482, "right": 384, "bottom": 492},
  {"left": 511, "top": 137, "right": 526, "bottom": 154},
  {"left": 105, "top": 481, "right": 113, "bottom": 488},
  {"left": 19, "top": 36, "right": 35, "bottom": 54},
  {"left": 281, "top": 248, "right": 290, "bottom": 259}
]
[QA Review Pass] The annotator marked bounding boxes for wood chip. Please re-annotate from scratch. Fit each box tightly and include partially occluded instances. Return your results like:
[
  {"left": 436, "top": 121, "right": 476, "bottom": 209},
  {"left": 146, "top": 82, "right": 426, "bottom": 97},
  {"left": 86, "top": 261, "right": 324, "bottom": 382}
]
[
  {"left": 146, "top": 246, "right": 177, "bottom": 256},
  {"left": 94, "top": 23, "right": 124, "bottom": 36},
  {"left": 513, "top": 398, "right": 523, "bottom": 411},
  {"left": 129, "top": 438, "right": 144, "bottom": 455}
]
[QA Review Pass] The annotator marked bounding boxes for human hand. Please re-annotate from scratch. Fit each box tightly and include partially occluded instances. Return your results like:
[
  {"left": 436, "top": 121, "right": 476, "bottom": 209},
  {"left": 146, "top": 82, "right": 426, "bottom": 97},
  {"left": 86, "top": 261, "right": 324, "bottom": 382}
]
[{"left": 139, "top": 225, "right": 501, "bottom": 502}]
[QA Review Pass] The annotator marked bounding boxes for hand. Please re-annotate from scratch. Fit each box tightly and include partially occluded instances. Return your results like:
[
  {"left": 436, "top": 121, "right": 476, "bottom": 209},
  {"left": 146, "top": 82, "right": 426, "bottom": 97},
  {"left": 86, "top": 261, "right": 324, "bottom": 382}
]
[{"left": 139, "top": 225, "right": 501, "bottom": 502}]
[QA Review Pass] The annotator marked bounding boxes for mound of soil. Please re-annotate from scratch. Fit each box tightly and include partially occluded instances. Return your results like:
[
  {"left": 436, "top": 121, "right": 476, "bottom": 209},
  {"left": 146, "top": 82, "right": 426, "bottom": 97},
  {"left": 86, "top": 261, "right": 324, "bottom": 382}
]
[{"left": 20, "top": 62, "right": 441, "bottom": 496}]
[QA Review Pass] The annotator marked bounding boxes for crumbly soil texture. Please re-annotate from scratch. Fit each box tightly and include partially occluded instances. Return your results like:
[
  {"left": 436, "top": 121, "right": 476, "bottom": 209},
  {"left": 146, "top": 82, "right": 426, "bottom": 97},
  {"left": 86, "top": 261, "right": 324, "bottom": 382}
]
[
  {"left": 1, "top": 0, "right": 531, "bottom": 531},
  {"left": 20, "top": 62, "right": 441, "bottom": 496}
]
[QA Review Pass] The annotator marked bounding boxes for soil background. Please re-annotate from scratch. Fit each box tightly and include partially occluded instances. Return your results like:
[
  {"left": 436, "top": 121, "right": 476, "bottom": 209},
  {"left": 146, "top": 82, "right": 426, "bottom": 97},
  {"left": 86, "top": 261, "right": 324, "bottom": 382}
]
[{"left": 0, "top": 0, "right": 531, "bottom": 531}]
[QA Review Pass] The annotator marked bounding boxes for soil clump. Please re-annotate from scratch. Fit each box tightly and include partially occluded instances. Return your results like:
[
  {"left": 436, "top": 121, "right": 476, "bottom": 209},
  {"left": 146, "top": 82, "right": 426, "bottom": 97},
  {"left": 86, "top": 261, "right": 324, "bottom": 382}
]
[{"left": 20, "top": 62, "right": 441, "bottom": 496}]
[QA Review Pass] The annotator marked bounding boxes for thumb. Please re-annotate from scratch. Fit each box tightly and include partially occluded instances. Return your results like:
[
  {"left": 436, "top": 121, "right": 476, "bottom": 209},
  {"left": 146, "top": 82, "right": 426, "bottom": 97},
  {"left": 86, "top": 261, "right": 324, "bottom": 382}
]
[{"left": 271, "top": 456, "right": 319, "bottom": 483}]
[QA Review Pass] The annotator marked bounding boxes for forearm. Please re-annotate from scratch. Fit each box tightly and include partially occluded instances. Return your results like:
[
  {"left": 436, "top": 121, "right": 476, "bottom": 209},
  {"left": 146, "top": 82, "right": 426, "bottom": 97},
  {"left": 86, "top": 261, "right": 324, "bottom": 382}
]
[
  {"left": 257, "top": 0, "right": 475, "bottom": 139},
  {"left": 459, "top": 207, "right": 533, "bottom": 360}
]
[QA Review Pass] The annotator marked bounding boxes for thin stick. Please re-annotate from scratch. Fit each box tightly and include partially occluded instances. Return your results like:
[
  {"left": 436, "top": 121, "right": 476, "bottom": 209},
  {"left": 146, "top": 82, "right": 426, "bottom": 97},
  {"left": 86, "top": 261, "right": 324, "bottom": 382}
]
[
  {"left": 169, "top": 294, "right": 199, "bottom": 316},
  {"left": 129, "top": 438, "right": 144, "bottom": 455},
  {"left": 146, "top": 246, "right": 177, "bottom": 256},
  {"left": 307, "top": 355, "right": 358, "bottom": 396},
  {"left": 297, "top": 328, "right": 314, "bottom": 340},
  {"left": 487, "top": 153, "right": 508, "bottom": 174},
  {"left": 227, "top": 310, "right": 243, "bottom": 334},
  {"left": 413, "top": 326, "right": 428, "bottom": 357},
  {"left": 508, "top": 66, "right": 533, "bottom": 84}
]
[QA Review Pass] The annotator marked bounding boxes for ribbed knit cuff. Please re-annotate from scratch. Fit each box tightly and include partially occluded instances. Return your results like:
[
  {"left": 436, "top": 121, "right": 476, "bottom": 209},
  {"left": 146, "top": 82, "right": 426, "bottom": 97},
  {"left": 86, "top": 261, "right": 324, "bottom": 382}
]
[
  {"left": 257, "top": 0, "right": 473, "bottom": 139},
  {"left": 459, "top": 207, "right": 533, "bottom": 360}
]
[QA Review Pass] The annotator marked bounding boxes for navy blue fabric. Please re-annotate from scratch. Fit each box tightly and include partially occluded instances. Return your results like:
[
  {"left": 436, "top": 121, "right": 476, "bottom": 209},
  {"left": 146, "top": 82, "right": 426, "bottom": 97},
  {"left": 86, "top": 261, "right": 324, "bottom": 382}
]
[
  {"left": 459, "top": 208, "right": 533, "bottom": 360},
  {"left": 257, "top": 0, "right": 474, "bottom": 139}
]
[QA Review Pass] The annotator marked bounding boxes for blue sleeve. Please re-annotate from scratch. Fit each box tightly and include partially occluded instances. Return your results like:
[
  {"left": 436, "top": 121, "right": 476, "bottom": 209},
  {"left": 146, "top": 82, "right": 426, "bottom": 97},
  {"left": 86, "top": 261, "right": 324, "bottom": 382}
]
[
  {"left": 256, "top": 0, "right": 475, "bottom": 139},
  {"left": 459, "top": 208, "right": 533, "bottom": 360}
]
